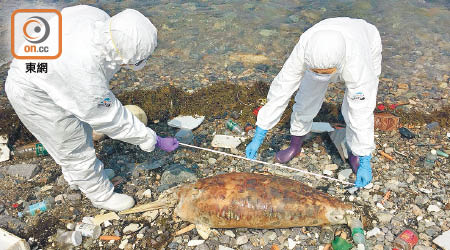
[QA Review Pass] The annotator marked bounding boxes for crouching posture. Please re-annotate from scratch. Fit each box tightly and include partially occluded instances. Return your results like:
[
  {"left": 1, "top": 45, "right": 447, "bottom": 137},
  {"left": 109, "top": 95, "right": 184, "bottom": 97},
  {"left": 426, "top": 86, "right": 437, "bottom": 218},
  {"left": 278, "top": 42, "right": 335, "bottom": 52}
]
[{"left": 246, "top": 17, "right": 382, "bottom": 188}]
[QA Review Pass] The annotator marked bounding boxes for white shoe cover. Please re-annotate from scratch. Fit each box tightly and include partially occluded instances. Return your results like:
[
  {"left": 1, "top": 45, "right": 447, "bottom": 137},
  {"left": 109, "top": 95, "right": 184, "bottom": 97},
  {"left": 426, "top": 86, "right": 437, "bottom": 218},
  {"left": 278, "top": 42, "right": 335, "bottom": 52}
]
[{"left": 92, "top": 193, "right": 135, "bottom": 212}]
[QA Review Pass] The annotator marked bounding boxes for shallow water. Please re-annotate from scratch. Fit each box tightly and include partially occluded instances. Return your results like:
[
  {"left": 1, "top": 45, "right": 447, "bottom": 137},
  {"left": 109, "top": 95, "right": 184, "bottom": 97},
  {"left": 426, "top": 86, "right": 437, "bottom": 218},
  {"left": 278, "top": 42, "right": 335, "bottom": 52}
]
[{"left": 1, "top": 0, "right": 449, "bottom": 89}]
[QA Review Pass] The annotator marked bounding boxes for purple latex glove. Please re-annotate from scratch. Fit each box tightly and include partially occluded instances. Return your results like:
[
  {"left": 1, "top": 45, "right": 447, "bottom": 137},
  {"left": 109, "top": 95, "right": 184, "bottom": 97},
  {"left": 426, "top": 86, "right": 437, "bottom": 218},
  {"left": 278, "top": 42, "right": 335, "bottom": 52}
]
[{"left": 156, "top": 136, "right": 179, "bottom": 152}]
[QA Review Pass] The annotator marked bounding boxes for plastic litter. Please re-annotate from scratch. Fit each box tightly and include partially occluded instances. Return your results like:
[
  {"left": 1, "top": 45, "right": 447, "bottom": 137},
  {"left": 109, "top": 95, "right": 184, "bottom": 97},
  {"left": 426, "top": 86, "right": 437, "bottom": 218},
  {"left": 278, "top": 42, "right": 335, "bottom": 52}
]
[
  {"left": 348, "top": 217, "right": 365, "bottom": 249},
  {"left": 175, "top": 129, "right": 194, "bottom": 144},
  {"left": 331, "top": 235, "right": 352, "bottom": 250},
  {"left": 56, "top": 230, "right": 82, "bottom": 247},
  {"left": 168, "top": 115, "right": 205, "bottom": 130},
  {"left": 393, "top": 229, "right": 418, "bottom": 250},
  {"left": 374, "top": 113, "right": 399, "bottom": 131},
  {"left": 211, "top": 135, "right": 245, "bottom": 149},
  {"left": 225, "top": 119, "right": 244, "bottom": 135},
  {"left": 423, "top": 150, "right": 437, "bottom": 168},
  {"left": 18, "top": 197, "right": 55, "bottom": 217},
  {"left": 93, "top": 212, "right": 120, "bottom": 226},
  {"left": 75, "top": 222, "right": 101, "bottom": 239},
  {"left": 0, "top": 228, "right": 30, "bottom": 250},
  {"left": 398, "top": 127, "right": 415, "bottom": 139},
  {"left": 311, "top": 122, "right": 335, "bottom": 133},
  {"left": 12, "top": 142, "right": 48, "bottom": 158},
  {"left": 435, "top": 150, "right": 448, "bottom": 158},
  {"left": 0, "top": 134, "right": 10, "bottom": 162}
]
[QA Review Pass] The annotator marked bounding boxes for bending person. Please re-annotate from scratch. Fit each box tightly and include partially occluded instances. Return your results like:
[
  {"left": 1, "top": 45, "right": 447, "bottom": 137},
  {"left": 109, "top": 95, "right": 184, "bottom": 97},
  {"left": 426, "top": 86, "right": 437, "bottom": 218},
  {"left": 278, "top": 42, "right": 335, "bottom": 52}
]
[{"left": 245, "top": 17, "right": 382, "bottom": 188}]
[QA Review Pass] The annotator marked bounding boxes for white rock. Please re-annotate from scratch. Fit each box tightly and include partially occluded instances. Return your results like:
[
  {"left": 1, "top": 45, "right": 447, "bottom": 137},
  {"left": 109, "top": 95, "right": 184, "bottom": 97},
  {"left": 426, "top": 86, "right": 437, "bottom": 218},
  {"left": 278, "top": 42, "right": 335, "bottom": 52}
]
[
  {"left": 123, "top": 223, "right": 142, "bottom": 234},
  {"left": 338, "top": 169, "right": 353, "bottom": 181},
  {"left": 376, "top": 203, "right": 385, "bottom": 210},
  {"left": 218, "top": 245, "right": 234, "bottom": 250},
  {"left": 103, "top": 220, "right": 112, "bottom": 227},
  {"left": 208, "top": 158, "right": 217, "bottom": 165},
  {"left": 0, "top": 143, "right": 10, "bottom": 162},
  {"left": 143, "top": 189, "right": 152, "bottom": 198},
  {"left": 143, "top": 210, "right": 159, "bottom": 222},
  {"left": 323, "top": 170, "right": 333, "bottom": 176},
  {"left": 366, "top": 227, "right": 382, "bottom": 238},
  {"left": 419, "top": 188, "right": 432, "bottom": 194},
  {"left": 324, "top": 164, "right": 338, "bottom": 171},
  {"left": 224, "top": 230, "right": 235, "bottom": 238},
  {"left": 137, "top": 233, "right": 144, "bottom": 239},
  {"left": 118, "top": 239, "right": 128, "bottom": 249},
  {"left": 187, "top": 240, "right": 205, "bottom": 247},
  {"left": 349, "top": 195, "right": 355, "bottom": 202},
  {"left": 236, "top": 235, "right": 248, "bottom": 245},
  {"left": 82, "top": 217, "right": 94, "bottom": 224},
  {"left": 427, "top": 205, "right": 440, "bottom": 213}
]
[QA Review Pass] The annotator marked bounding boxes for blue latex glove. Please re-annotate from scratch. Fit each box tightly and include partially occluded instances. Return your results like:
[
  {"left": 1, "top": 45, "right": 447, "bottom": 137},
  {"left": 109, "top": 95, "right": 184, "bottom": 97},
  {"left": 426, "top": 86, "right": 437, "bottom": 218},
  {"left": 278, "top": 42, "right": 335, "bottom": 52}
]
[
  {"left": 355, "top": 155, "right": 372, "bottom": 187},
  {"left": 245, "top": 126, "right": 268, "bottom": 159}
]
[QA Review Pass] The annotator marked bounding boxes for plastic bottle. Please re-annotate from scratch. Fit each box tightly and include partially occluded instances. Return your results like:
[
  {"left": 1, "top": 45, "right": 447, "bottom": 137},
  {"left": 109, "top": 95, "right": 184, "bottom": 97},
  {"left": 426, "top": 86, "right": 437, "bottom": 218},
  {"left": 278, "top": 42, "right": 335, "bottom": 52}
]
[
  {"left": 175, "top": 129, "right": 194, "bottom": 144},
  {"left": 18, "top": 197, "right": 55, "bottom": 217},
  {"left": 347, "top": 217, "right": 365, "bottom": 249},
  {"left": 226, "top": 119, "right": 243, "bottom": 134},
  {"left": 75, "top": 222, "right": 101, "bottom": 239},
  {"left": 392, "top": 229, "right": 418, "bottom": 250},
  {"left": 13, "top": 143, "right": 48, "bottom": 158},
  {"left": 56, "top": 229, "right": 82, "bottom": 246},
  {"left": 423, "top": 150, "right": 437, "bottom": 168}
]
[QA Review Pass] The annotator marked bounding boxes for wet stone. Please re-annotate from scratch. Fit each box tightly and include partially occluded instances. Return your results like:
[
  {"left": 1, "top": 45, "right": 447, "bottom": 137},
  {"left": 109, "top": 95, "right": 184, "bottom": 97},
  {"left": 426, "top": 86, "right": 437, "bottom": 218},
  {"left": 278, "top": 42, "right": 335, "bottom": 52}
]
[
  {"left": 160, "top": 164, "right": 197, "bottom": 186},
  {"left": 7, "top": 164, "right": 41, "bottom": 180}
]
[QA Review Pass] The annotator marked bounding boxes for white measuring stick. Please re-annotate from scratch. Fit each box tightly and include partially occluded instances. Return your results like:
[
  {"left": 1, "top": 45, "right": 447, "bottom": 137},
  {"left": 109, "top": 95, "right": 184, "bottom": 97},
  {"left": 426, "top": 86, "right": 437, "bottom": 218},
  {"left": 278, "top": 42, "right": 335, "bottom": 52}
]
[{"left": 178, "top": 142, "right": 354, "bottom": 186}]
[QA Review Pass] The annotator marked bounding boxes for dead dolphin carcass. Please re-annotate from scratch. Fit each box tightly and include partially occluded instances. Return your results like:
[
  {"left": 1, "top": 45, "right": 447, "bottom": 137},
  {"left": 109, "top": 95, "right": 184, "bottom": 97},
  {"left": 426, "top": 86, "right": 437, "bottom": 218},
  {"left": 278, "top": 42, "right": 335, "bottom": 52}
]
[{"left": 120, "top": 172, "right": 353, "bottom": 239}]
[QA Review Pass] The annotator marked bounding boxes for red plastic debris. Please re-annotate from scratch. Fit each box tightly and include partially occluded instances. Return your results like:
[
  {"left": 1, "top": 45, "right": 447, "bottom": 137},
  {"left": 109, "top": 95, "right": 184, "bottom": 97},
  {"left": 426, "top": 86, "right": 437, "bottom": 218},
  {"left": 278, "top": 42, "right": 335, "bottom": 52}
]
[
  {"left": 389, "top": 104, "right": 398, "bottom": 110},
  {"left": 12, "top": 203, "right": 19, "bottom": 208},
  {"left": 253, "top": 106, "right": 262, "bottom": 116},
  {"left": 377, "top": 104, "right": 385, "bottom": 111}
]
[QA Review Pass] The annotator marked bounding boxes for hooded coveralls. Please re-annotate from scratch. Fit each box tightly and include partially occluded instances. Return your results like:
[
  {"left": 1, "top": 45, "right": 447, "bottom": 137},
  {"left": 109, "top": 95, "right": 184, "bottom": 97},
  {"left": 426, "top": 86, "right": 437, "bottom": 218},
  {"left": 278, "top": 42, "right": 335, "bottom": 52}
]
[
  {"left": 6, "top": 5, "right": 158, "bottom": 202},
  {"left": 256, "top": 17, "right": 382, "bottom": 157}
]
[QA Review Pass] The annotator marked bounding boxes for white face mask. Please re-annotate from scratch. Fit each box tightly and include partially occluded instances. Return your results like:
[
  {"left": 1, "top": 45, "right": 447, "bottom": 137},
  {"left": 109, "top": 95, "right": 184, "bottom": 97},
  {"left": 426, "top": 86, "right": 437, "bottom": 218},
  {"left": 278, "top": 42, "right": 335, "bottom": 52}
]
[{"left": 307, "top": 69, "right": 336, "bottom": 82}]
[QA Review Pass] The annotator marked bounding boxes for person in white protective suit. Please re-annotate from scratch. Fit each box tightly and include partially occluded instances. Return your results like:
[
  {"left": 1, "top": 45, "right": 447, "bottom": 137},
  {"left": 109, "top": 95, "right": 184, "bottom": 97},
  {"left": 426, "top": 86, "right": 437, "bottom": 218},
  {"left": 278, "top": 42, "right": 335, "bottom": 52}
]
[
  {"left": 6, "top": 5, "right": 179, "bottom": 211},
  {"left": 246, "top": 17, "right": 382, "bottom": 188}
]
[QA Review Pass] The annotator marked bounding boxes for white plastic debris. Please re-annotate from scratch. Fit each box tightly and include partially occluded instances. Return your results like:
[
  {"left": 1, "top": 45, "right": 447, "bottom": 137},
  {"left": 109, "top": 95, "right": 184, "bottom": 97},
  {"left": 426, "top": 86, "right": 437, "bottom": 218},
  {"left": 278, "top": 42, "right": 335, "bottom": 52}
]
[
  {"left": 0, "top": 134, "right": 10, "bottom": 162},
  {"left": 288, "top": 238, "right": 299, "bottom": 250},
  {"left": 311, "top": 122, "right": 335, "bottom": 133},
  {"left": 187, "top": 240, "right": 205, "bottom": 247},
  {"left": 0, "top": 227, "right": 30, "bottom": 250},
  {"left": 168, "top": 115, "right": 205, "bottom": 130},
  {"left": 433, "top": 230, "right": 450, "bottom": 249},
  {"left": 211, "top": 135, "right": 246, "bottom": 149}
]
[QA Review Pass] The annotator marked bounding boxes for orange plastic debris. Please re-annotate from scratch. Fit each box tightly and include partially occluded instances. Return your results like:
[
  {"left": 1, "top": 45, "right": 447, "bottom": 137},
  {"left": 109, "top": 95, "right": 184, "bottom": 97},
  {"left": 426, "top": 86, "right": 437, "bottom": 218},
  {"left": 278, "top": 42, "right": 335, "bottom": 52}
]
[
  {"left": 379, "top": 150, "right": 394, "bottom": 161},
  {"left": 381, "top": 190, "right": 391, "bottom": 205},
  {"left": 99, "top": 235, "right": 121, "bottom": 241}
]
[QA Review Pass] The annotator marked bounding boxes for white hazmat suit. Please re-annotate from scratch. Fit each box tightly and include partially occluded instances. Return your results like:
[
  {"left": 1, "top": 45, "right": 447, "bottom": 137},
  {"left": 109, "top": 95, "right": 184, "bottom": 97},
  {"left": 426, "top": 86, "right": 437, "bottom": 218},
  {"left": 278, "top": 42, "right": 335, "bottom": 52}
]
[
  {"left": 6, "top": 5, "right": 158, "bottom": 211},
  {"left": 256, "top": 17, "right": 382, "bottom": 156}
]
